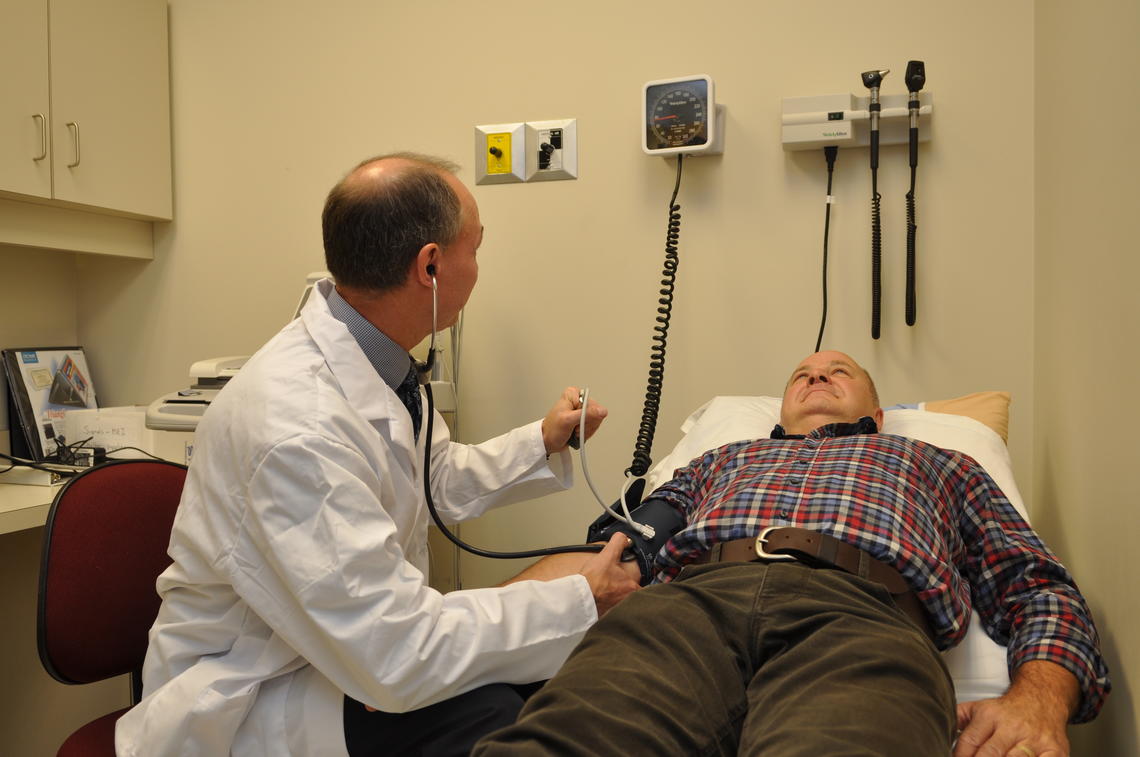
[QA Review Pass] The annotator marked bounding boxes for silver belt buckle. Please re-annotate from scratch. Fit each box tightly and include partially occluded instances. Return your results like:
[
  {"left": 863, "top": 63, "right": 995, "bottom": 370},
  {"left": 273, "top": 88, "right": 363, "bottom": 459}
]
[{"left": 755, "top": 526, "right": 795, "bottom": 561}]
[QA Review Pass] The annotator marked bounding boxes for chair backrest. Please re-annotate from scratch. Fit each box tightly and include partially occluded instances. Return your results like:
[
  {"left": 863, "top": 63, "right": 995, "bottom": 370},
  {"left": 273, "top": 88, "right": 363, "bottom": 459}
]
[{"left": 37, "top": 459, "right": 187, "bottom": 700}]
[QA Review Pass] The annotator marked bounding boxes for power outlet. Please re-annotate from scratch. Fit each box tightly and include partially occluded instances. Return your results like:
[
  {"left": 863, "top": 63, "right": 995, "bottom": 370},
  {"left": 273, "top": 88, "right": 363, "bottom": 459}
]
[{"left": 525, "top": 119, "right": 577, "bottom": 182}]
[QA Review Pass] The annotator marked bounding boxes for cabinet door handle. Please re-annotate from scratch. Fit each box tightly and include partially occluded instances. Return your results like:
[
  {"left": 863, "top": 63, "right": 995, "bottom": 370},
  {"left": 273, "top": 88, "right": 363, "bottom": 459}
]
[
  {"left": 32, "top": 114, "right": 48, "bottom": 161},
  {"left": 66, "top": 122, "right": 81, "bottom": 167}
]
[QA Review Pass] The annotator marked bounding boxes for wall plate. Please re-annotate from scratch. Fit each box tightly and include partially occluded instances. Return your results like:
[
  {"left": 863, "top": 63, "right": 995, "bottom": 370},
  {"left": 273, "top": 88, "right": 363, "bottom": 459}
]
[
  {"left": 524, "top": 119, "right": 577, "bottom": 182},
  {"left": 474, "top": 123, "right": 525, "bottom": 184}
]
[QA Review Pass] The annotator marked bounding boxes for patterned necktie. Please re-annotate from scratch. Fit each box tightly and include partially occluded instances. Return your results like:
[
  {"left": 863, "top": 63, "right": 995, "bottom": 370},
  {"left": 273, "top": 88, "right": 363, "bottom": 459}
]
[{"left": 396, "top": 366, "right": 422, "bottom": 441}]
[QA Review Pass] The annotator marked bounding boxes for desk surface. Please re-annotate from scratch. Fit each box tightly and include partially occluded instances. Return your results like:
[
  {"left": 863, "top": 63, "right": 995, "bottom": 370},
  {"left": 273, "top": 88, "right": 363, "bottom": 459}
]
[{"left": 0, "top": 483, "right": 59, "bottom": 535}]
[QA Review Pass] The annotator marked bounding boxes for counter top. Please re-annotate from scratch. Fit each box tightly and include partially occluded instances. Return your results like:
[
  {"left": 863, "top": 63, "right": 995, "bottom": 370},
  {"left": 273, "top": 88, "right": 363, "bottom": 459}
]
[{"left": 0, "top": 483, "right": 60, "bottom": 535}]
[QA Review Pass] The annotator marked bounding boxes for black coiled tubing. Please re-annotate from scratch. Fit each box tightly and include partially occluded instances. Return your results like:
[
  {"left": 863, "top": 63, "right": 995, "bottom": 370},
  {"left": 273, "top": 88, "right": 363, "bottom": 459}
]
[
  {"left": 628, "top": 155, "right": 684, "bottom": 478},
  {"left": 905, "top": 166, "right": 917, "bottom": 326},
  {"left": 871, "top": 186, "right": 883, "bottom": 340}
]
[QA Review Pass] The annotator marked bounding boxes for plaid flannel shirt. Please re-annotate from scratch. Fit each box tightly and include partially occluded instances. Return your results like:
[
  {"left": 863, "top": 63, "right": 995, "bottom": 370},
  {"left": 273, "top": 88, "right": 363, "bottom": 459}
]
[{"left": 646, "top": 419, "right": 1109, "bottom": 722}]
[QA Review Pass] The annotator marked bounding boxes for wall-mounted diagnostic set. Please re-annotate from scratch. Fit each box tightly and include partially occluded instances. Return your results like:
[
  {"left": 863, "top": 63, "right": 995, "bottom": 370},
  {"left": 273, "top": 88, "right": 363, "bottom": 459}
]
[{"left": 782, "top": 61, "right": 931, "bottom": 343}]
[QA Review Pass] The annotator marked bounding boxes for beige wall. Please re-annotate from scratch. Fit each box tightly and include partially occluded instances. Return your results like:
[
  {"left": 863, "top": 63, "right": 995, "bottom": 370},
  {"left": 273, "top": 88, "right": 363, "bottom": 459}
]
[
  {"left": 78, "top": 0, "right": 1039, "bottom": 571},
  {"left": 0, "top": 247, "right": 133, "bottom": 755},
  {"left": 2, "top": 0, "right": 1133, "bottom": 751},
  {"left": 0, "top": 244, "right": 78, "bottom": 446},
  {"left": 1035, "top": 0, "right": 1140, "bottom": 752}
]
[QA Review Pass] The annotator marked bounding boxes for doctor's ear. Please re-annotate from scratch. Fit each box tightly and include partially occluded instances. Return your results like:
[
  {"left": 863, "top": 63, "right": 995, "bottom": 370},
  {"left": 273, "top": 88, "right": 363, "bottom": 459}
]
[{"left": 414, "top": 242, "right": 439, "bottom": 286}]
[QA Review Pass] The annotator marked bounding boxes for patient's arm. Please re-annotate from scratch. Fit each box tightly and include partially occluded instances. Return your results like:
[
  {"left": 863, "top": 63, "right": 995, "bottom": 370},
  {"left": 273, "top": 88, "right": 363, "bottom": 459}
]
[
  {"left": 499, "top": 533, "right": 642, "bottom": 616},
  {"left": 952, "top": 659, "right": 1078, "bottom": 757}
]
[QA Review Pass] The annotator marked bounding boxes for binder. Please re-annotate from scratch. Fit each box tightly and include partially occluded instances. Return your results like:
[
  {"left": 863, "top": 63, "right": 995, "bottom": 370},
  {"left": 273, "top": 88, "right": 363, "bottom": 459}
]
[{"left": 2, "top": 347, "right": 97, "bottom": 462}]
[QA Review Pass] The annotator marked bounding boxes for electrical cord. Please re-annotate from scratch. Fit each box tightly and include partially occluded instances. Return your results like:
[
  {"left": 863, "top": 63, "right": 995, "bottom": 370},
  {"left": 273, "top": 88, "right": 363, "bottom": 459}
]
[
  {"left": 105, "top": 446, "right": 167, "bottom": 461},
  {"left": 904, "top": 60, "right": 926, "bottom": 327},
  {"left": 815, "top": 146, "right": 839, "bottom": 353},
  {"left": 52, "top": 434, "right": 93, "bottom": 466},
  {"left": 1, "top": 433, "right": 95, "bottom": 470},
  {"left": 628, "top": 153, "right": 684, "bottom": 478},
  {"left": 0, "top": 451, "right": 84, "bottom": 475},
  {"left": 1, "top": 441, "right": 171, "bottom": 474}
]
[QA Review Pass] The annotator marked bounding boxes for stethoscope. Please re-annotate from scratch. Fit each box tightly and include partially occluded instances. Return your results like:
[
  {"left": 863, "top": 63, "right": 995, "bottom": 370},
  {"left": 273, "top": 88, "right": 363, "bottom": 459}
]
[{"left": 417, "top": 267, "right": 624, "bottom": 559}]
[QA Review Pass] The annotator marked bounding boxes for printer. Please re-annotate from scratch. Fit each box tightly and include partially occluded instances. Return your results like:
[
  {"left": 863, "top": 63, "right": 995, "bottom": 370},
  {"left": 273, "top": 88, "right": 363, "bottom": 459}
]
[
  {"left": 144, "top": 270, "right": 458, "bottom": 434},
  {"left": 145, "top": 356, "right": 248, "bottom": 431},
  {"left": 145, "top": 271, "right": 329, "bottom": 433}
]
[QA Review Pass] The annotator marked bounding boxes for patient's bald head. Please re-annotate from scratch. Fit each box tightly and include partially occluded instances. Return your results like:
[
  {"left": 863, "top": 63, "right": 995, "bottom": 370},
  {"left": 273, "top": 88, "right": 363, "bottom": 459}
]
[{"left": 778, "top": 351, "right": 883, "bottom": 435}]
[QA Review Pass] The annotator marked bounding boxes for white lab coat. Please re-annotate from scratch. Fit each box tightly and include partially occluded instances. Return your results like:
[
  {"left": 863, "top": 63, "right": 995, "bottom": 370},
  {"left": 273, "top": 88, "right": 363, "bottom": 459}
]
[{"left": 116, "top": 280, "right": 597, "bottom": 756}]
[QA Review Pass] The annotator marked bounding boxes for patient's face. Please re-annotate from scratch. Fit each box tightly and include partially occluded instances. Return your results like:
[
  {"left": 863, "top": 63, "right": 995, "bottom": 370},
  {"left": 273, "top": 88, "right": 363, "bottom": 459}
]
[{"left": 779, "top": 351, "right": 883, "bottom": 434}]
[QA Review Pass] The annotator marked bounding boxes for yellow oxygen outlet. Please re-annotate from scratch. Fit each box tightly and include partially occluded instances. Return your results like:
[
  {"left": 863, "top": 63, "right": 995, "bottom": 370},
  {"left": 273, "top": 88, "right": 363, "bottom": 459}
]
[
  {"left": 486, "top": 133, "right": 511, "bottom": 175},
  {"left": 475, "top": 122, "right": 524, "bottom": 184}
]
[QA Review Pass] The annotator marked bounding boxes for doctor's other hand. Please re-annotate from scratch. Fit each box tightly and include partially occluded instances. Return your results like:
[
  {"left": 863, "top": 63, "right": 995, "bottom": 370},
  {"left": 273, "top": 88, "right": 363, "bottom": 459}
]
[
  {"left": 579, "top": 533, "right": 641, "bottom": 617},
  {"left": 542, "top": 386, "right": 607, "bottom": 455}
]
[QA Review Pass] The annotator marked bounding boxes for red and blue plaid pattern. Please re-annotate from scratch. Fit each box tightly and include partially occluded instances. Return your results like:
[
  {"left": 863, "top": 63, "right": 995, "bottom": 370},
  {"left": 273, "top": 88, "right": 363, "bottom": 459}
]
[{"left": 647, "top": 422, "right": 1109, "bottom": 722}]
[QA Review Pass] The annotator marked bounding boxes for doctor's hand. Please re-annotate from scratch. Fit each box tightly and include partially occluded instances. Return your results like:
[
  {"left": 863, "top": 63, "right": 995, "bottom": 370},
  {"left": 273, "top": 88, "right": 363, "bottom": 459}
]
[
  {"left": 542, "top": 386, "right": 607, "bottom": 455},
  {"left": 579, "top": 533, "right": 641, "bottom": 617}
]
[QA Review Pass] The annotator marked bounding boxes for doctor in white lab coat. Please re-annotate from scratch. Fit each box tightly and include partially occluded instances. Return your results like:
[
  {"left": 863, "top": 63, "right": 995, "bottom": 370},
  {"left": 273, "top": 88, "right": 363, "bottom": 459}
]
[{"left": 116, "top": 153, "right": 640, "bottom": 756}]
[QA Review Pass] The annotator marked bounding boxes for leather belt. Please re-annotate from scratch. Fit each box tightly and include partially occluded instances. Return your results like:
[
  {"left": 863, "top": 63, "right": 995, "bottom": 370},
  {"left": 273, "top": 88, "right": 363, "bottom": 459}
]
[{"left": 696, "top": 526, "right": 933, "bottom": 642}]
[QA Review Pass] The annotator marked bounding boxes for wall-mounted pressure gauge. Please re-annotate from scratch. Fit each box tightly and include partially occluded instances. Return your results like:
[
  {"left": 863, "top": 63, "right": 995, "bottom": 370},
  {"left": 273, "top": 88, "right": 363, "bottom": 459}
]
[{"left": 642, "top": 74, "right": 725, "bottom": 156}]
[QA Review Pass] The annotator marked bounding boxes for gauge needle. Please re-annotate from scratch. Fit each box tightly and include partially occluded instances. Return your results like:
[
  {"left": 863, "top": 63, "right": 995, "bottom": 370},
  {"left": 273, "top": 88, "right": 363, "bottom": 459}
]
[{"left": 654, "top": 115, "right": 678, "bottom": 121}]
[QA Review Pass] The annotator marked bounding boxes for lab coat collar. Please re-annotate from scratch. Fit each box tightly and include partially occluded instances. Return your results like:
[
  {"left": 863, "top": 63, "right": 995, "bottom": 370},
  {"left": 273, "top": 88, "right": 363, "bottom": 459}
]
[
  {"left": 325, "top": 285, "right": 414, "bottom": 391},
  {"left": 302, "top": 279, "right": 415, "bottom": 437}
]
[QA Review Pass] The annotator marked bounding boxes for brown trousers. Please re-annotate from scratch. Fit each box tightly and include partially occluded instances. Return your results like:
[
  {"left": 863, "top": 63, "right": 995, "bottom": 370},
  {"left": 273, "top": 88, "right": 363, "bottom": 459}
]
[{"left": 474, "top": 561, "right": 956, "bottom": 756}]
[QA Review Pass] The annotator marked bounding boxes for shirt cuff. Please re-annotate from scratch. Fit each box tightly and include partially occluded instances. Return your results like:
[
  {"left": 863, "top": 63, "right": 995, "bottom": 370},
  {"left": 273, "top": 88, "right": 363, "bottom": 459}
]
[{"left": 545, "top": 446, "right": 573, "bottom": 488}]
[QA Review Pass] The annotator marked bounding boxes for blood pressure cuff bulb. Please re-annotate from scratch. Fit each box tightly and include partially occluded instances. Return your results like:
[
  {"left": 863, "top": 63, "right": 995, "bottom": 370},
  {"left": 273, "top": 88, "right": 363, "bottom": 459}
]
[{"left": 586, "top": 483, "right": 685, "bottom": 585}]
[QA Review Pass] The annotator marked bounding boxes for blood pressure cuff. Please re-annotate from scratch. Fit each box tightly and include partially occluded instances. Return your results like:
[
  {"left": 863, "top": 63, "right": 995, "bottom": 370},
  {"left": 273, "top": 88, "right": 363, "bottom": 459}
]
[{"left": 586, "top": 484, "right": 685, "bottom": 585}]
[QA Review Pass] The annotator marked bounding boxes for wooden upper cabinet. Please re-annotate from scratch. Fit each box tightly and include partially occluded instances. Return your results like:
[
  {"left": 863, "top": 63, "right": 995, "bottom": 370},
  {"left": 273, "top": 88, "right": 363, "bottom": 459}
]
[
  {"left": 0, "top": 0, "right": 172, "bottom": 221},
  {"left": 0, "top": 0, "right": 52, "bottom": 199}
]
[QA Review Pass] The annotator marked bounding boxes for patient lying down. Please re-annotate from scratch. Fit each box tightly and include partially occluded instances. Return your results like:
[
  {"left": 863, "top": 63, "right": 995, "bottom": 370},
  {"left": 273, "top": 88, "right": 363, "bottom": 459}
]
[{"left": 474, "top": 350, "right": 1109, "bottom": 757}]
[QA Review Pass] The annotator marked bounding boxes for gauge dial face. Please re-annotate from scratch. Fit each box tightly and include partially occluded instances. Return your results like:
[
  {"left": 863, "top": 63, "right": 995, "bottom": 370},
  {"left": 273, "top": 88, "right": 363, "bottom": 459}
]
[{"left": 646, "top": 79, "right": 709, "bottom": 150}]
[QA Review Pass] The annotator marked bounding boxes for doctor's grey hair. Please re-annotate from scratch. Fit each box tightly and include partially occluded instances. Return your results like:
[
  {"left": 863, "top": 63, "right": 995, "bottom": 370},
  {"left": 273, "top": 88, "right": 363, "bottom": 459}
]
[{"left": 322, "top": 152, "right": 463, "bottom": 293}]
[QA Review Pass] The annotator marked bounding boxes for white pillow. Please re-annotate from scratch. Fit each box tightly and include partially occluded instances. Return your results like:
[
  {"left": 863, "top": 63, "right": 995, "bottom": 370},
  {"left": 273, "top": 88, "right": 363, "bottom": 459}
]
[{"left": 644, "top": 396, "right": 1017, "bottom": 704}]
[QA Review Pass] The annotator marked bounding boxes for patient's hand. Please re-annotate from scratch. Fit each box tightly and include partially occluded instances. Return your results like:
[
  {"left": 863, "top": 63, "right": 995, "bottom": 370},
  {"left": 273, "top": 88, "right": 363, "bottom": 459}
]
[{"left": 953, "top": 660, "right": 1076, "bottom": 757}]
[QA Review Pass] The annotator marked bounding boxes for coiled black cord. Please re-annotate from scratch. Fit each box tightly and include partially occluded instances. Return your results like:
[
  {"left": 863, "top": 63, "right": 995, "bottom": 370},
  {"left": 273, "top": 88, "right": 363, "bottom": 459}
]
[
  {"left": 905, "top": 165, "right": 917, "bottom": 326},
  {"left": 628, "top": 154, "right": 684, "bottom": 478},
  {"left": 871, "top": 180, "right": 883, "bottom": 340}
]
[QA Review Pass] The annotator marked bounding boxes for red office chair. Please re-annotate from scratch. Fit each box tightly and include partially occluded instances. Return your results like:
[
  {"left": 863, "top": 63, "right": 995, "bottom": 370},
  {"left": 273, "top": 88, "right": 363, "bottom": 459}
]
[{"left": 37, "top": 458, "right": 188, "bottom": 756}]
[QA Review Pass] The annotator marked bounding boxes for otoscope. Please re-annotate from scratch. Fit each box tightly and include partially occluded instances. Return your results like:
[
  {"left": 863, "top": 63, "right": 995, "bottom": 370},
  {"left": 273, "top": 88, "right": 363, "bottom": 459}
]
[
  {"left": 861, "top": 68, "right": 889, "bottom": 340},
  {"left": 904, "top": 60, "right": 926, "bottom": 327}
]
